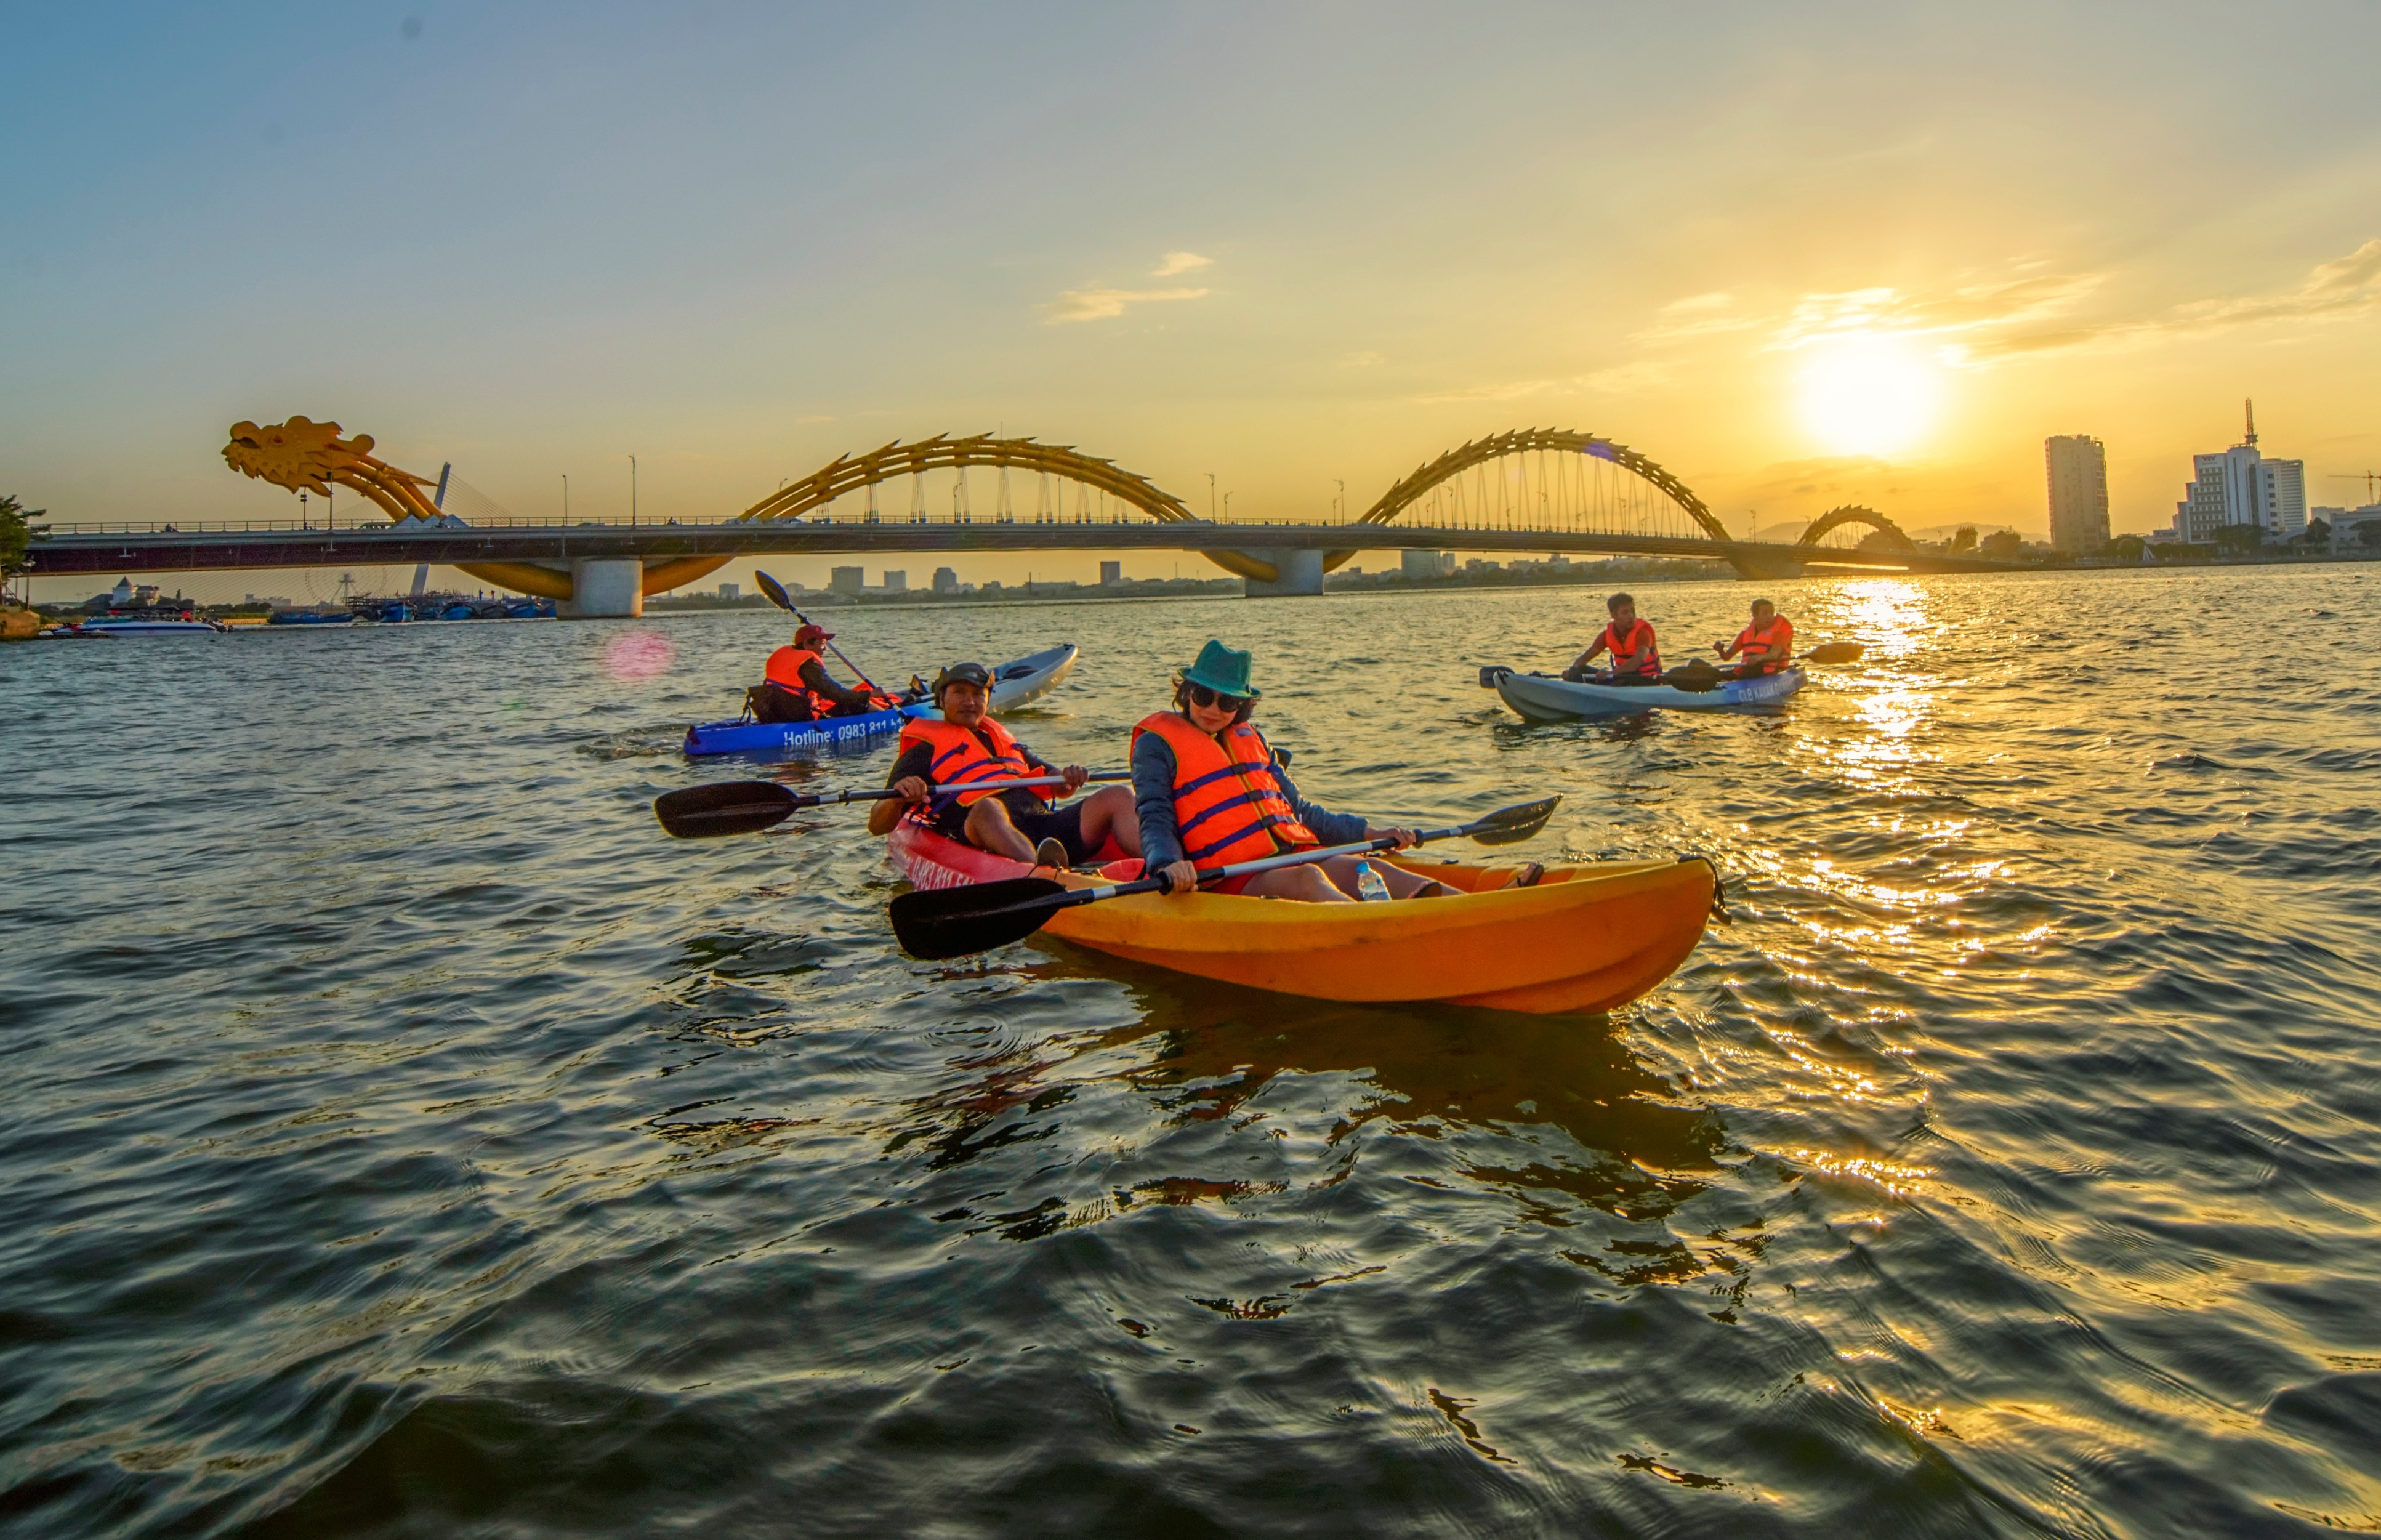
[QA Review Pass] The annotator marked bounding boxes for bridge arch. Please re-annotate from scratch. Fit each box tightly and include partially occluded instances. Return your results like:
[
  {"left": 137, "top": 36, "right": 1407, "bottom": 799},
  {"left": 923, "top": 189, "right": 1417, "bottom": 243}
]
[
  {"left": 1355, "top": 429, "right": 1733, "bottom": 544},
  {"left": 1795, "top": 505, "right": 1913, "bottom": 550},
  {"left": 740, "top": 434, "right": 1196, "bottom": 525}
]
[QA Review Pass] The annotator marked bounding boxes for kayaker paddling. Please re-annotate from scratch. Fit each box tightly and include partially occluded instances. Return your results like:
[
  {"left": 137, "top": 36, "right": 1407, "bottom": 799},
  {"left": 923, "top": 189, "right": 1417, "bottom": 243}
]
[
  {"left": 868, "top": 661, "right": 1140, "bottom": 869},
  {"left": 751, "top": 623, "right": 883, "bottom": 724},
  {"left": 1136, "top": 642, "right": 1469, "bottom": 902},
  {"left": 1715, "top": 599, "right": 1794, "bottom": 679},
  {"left": 1565, "top": 592, "right": 1662, "bottom": 685}
]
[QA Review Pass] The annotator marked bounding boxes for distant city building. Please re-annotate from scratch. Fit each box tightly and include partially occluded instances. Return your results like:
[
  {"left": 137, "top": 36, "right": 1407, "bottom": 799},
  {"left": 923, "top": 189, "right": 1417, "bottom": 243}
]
[
  {"left": 829, "top": 566, "right": 864, "bottom": 595},
  {"left": 880, "top": 570, "right": 907, "bottom": 592},
  {"left": 2045, "top": 435, "right": 2110, "bottom": 553},
  {"left": 1401, "top": 550, "right": 1455, "bottom": 578},
  {"left": 717, "top": 581, "right": 739, "bottom": 600},
  {"left": 2172, "top": 401, "right": 2305, "bottom": 542},
  {"left": 2326, "top": 502, "right": 2381, "bottom": 555},
  {"left": 932, "top": 566, "right": 959, "bottom": 594},
  {"left": 1099, "top": 560, "right": 1122, "bottom": 586}
]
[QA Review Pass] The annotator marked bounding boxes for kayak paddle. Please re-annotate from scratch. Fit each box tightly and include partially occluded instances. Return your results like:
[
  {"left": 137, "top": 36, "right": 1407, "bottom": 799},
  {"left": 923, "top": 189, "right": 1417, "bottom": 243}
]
[
  {"left": 655, "top": 772, "right": 1130, "bottom": 839},
  {"left": 890, "top": 795, "right": 1561, "bottom": 962},
  {"left": 754, "top": 569, "right": 883, "bottom": 691}
]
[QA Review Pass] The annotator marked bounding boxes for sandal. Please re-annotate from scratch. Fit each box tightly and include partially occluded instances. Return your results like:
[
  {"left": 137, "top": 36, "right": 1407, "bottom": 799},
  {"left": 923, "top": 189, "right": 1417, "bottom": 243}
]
[
  {"left": 1504, "top": 861, "right": 1545, "bottom": 890},
  {"left": 1032, "top": 837, "right": 1071, "bottom": 871}
]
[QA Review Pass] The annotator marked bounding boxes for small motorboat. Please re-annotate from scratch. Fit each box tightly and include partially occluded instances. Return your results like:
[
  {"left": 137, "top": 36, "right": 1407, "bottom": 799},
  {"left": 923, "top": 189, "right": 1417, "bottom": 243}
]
[
  {"left": 66, "top": 617, "right": 228, "bottom": 635},
  {"left": 1485, "top": 665, "right": 1805, "bottom": 720}
]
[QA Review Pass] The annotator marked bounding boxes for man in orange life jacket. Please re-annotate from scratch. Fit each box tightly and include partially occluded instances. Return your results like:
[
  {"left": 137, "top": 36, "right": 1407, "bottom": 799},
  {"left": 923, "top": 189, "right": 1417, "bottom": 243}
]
[
  {"left": 867, "top": 661, "right": 1141, "bottom": 868},
  {"left": 1715, "top": 598, "right": 1795, "bottom": 679},
  {"left": 1564, "top": 591, "right": 1662, "bottom": 685},
  {"left": 1135, "top": 641, "right": 1462, "bottom": 902},
  {"left": 751, "top": 623, "right": 879, "bottom": 724}
]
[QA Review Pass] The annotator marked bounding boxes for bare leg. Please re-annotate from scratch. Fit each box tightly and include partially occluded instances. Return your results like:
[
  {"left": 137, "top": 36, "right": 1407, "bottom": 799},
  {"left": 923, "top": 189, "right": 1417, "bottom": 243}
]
[
  {"left": 1314, "top": 853, "right": 1457, "bottom": 900},
  {"left": 961, "top": 798, "right": 1038, "bottom": 861},
  {"left": 1071, "top": 784, "right": 1142, "bottom": 857},
  {"left": 1240, "top": 863, "right": 1353, "bottom": 903}
]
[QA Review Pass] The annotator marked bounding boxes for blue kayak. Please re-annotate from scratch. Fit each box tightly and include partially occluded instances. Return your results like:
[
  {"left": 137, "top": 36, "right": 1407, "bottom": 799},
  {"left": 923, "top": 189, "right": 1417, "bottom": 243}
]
[
  {"left": 682, "top": 643, "right": 1078, "bottom": 759},
  {"left": 683, "top": 702, "right": 920, "bottom": 759}
]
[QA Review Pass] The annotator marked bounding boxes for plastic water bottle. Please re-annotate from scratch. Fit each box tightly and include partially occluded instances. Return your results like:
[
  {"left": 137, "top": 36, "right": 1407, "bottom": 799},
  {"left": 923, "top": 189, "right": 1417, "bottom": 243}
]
[{"left": 1354, "top": 860, "right": 1392, "bottom": 903}]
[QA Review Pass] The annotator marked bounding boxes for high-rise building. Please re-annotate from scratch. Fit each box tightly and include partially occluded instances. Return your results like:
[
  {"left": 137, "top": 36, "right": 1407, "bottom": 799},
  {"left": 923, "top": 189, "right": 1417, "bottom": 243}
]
[
  {"left": 1099, "top": 560, "right": 1122, "bottom": 586},
  {"left": 829, "top": 566, "right": 864, "bottom": 595},
  {"left": 1401, "top": 550, "right": 1455, "bottom": 578},
  {"left": 932, "top": 566, "right": 959, "bottom": 594},
  {"left": 717, "top": 581, "right": 739, "bottom": 600},
  {"left": 880, "top": 570, "right": 907, "bottom": 592},
  {"left": 2044, "top": 435, "right": 2109, "bottom": 553},
  {"left": 2171, "top": 401, "right": 2305, "bottom": 542}
]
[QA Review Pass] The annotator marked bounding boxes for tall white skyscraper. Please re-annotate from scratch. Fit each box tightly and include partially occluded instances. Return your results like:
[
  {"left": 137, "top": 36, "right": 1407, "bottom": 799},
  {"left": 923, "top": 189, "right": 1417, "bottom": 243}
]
[
  {"left": 2045, "top": 435, "right": 2109, "bottom": 552},
  {"left": 2171, "top": 401, "right": 2305, "bottom": 542}
]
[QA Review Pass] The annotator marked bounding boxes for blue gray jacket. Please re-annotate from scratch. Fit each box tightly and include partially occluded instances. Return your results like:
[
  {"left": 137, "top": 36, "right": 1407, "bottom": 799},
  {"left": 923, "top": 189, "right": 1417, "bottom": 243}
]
[{"left": 1132, "top": 719, "right": 1368, "bottom": 869}]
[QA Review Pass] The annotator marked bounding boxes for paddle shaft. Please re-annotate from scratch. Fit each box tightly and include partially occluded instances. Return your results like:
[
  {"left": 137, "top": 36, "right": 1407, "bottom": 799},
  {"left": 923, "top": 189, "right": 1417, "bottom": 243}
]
[
  {"left": 1018, "top": 818, "right": 1482, "bottom": 915},
  {"left": 754, "top": 569, "right": 882, "bottom": 690}
]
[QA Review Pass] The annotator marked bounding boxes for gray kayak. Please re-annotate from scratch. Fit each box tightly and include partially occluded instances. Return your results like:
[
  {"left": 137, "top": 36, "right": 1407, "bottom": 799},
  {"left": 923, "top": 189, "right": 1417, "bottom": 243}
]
[
  {"left": 1485, "top": 665, "right": 1805, "bottom": 720},
  {"left": 905, "top": 643, "right": 1080, "bottom": 720}
]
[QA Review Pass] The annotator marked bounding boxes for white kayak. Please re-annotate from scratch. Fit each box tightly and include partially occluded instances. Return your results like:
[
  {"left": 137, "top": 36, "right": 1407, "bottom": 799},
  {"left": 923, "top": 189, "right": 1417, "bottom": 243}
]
[
  {"left": 905, "top": 643, "right": 1079, "bottom": 720},
  {"left": 1486, "top": 665, "right": 1805, "bottom": 720}
]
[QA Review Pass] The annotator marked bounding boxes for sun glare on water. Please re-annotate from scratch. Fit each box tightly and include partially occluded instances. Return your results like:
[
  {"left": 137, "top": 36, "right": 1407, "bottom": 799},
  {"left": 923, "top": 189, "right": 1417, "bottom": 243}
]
[{"left": 1797, "top": 333, "right": 1942, "bottom": 458}]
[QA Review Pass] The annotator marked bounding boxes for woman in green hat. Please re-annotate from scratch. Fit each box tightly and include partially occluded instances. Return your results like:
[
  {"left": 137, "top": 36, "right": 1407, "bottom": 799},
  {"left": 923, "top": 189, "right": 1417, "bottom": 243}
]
[{"left": 1130, "top": 640, "right": 1457, "bottom": 902}]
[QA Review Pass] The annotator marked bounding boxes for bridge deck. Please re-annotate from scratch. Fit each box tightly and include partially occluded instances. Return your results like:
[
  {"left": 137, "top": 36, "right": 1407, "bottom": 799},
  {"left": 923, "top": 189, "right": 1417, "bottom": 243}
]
[{"left": 28, "top": 520, "right": 2010, "bottom": 577}]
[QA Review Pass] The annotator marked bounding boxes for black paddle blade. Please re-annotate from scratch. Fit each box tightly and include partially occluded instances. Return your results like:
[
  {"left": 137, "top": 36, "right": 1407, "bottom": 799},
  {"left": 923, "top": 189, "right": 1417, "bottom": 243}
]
[
  {"left": 754, "top": 570, "right": 797, "bottom": 613},
  {"left": 1662, "top": 663, "right": 1722, "bottom": 693},
  {"left": 653, "top": 780, "right": 797, "bottom": 839},
  {"left": 890, "top": 877, "right": 1072, "bottom": 961},
  {"left": 1465, "top": 795, "right": 1562, "bottom": 846},
  {"left": 1803, "top": 640, "right": 1864, "bottom": 665}
]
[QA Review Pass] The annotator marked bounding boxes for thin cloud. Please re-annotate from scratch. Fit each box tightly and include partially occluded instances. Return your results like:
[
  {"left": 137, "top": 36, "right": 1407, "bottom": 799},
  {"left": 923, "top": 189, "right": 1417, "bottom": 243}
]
[
  {"left": 1635, "top": 292, "right": 1759, "bottom": 342},
  {"left": 1755, "top": 238, "right": 2381, "bottom": 365},
  {"left": 1339, "top": 350, "right": 1385, "bottom": 367},
  {"left": 1043, "top": 285, "right": 1211, "bottom": 323},
  {"left": 1152, "top": 251, "right": 1214, "bottom": 278},
  {"left": 1409, "top": 359, "right": 1668, "bottom": 405}
]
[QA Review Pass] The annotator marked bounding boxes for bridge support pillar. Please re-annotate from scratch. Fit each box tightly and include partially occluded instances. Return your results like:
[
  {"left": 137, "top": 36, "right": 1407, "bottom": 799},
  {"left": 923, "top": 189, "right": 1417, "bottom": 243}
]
[
  {"left": 1239, "top": 548, "right": 1325, "bottom": 598},
  {"left": 561, "top": 558, "right": 644, "bottom": 618}
]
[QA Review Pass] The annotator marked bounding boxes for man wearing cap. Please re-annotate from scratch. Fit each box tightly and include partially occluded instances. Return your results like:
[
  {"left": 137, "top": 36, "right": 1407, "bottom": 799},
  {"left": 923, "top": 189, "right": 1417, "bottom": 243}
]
[
  {"left": 1134, "top": 641, "right": 1465, "bottom": 901},
  {"left": 751, "top": 622, "right": 879, "bottom": 724},
  {"left": 868, "top": 661, "right": 1142, "bottom": 869}
]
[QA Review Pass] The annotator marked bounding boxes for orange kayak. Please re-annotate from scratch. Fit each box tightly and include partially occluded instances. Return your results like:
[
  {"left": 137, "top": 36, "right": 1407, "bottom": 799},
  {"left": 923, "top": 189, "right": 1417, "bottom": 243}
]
[{"left": 886, "top": 821, "right": 1712, "bottom": 1015}]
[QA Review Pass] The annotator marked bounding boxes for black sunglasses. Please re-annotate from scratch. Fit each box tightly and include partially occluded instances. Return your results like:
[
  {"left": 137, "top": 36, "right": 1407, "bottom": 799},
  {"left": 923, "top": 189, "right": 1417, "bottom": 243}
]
[{"left": 1185, "top": 683, "right": 1248, "bottom": 709}]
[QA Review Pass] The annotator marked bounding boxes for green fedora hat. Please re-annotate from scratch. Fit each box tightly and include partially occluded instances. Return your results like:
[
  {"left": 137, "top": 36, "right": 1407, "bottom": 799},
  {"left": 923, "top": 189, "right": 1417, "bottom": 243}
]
[{"left": 1182, "top": 639, "right": 1260, "bottom": 699}]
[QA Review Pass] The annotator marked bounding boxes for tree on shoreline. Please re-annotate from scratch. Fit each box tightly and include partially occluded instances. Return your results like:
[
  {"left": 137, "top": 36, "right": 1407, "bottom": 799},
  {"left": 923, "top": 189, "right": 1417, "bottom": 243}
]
[{"left": 1, "top": 494, "right": 49, "bottom": 599}]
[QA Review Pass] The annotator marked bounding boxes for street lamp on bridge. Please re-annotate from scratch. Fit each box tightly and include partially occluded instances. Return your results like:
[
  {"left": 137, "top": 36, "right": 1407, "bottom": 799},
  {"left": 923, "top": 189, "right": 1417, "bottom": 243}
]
[{"left": 627, "top": 454, "right": 637, "bottom": 526}]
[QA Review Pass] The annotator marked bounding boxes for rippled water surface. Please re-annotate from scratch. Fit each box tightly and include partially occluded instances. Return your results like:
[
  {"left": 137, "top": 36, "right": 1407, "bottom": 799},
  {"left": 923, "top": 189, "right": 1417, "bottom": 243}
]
[{"left": 5, "top": 568, "right": 2379, "bottom": 1537}]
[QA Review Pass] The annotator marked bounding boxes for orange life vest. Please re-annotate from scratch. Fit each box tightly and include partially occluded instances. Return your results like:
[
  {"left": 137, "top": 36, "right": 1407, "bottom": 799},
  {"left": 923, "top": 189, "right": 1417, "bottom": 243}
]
[
  {"left": 1131, "top": 711, "right": 1318, "bottom": 866},
  {"left": 764, "top": 646, "right": 831, "bottom": 711},
  {"left": 1733, "top": 616, "right": 1795, "bottom": 674},
  {"left": 896, "top": 716, "right": 1054, "bottom": 807},
  {"left": 1601, "top": 618, "right": 1661, "bottom": 677}
]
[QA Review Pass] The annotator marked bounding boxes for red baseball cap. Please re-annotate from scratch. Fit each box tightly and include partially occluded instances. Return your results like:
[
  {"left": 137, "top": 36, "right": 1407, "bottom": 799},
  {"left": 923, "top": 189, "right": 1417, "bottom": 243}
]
[{"left": 794, "top": 623, "right": 834, "bottom": 645}]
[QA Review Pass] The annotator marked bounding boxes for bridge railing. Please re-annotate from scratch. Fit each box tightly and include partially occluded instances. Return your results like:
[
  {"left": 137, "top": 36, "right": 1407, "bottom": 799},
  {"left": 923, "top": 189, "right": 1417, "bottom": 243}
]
[{"left": 45, "top": 511, "right": 1391, "bottom": 536}]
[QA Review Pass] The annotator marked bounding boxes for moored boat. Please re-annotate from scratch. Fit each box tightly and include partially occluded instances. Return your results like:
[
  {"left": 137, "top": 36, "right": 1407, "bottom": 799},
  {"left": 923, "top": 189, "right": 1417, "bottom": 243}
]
[
  {"left": 1487, "top": 665, "right": 1804, "bottom": 720},
  {"left": 885, "top": 820, "right": 1714, "bottom": 1016},
  {"left": 62, "top": 617, "right": 228, "bottom": 635}
]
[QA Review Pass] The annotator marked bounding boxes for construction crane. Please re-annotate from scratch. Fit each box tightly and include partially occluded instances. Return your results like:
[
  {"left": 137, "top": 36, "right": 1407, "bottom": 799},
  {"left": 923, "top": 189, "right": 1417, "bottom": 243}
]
[{"left": 2329, "top": 472, "right": 2380, "bottom": 505}]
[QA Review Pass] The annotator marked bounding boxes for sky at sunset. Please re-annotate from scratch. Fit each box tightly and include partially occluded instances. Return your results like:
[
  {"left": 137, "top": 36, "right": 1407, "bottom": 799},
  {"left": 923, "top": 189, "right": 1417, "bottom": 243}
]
[{"left": 6, "top": 1, "right": 2379, "bottom": 599}]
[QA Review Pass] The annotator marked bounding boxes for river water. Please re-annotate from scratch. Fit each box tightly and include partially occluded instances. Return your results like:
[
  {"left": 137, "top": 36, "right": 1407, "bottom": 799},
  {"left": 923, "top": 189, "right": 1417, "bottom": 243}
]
[{"left": 4, "top": 568, "right": 2377, "bottom": 1538}]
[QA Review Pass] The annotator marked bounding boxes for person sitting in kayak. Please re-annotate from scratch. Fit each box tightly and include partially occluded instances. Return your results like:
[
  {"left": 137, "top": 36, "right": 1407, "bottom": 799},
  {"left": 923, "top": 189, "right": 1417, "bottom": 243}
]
[
  {"left": 868, "top": 661, "right": 1141, "bottom": 869},
  {"left": 1564, "top": 592, "right": 1662, "bottom": 685},
  {"left": 1714, "top": 599, "right": 1795, "bottom": 679},
  {"left": 1136, "top": 641, "right": 1464, "bottom": 903},
  {"left": 749, "top": 623, "right": 883, "bottom": 724}
]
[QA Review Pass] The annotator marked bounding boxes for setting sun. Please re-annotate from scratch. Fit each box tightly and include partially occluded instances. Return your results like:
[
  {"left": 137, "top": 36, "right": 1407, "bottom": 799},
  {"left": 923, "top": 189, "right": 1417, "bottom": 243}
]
[{"left": 1797, "top": 333, "right": 1943, "bottom": 458}]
